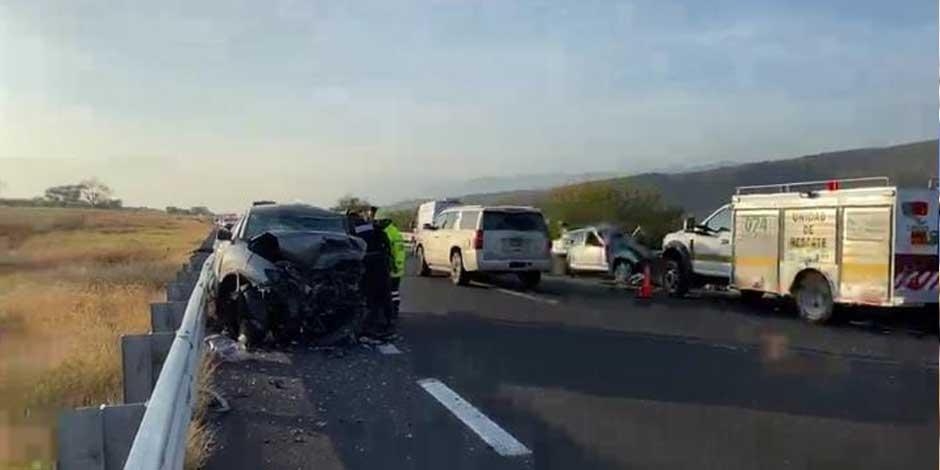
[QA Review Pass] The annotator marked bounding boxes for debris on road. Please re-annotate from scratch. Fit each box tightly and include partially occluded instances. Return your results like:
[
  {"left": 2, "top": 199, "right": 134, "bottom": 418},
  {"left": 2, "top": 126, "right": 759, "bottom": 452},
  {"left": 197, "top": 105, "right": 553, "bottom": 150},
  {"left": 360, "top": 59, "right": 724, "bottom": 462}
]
[{"left": 206, "top": 334, "right": 247, "bottom": 362}]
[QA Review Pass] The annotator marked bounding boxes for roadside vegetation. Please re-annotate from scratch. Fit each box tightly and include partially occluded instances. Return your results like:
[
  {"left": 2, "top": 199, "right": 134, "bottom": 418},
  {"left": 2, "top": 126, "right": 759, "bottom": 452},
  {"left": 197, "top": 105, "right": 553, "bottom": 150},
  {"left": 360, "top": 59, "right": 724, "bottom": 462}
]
[
  {"left": 0, "top": 206, "right": 209, "bottom": 467},
  {"left": 377, "top": 182, "right": 683, "bottom": 247}
]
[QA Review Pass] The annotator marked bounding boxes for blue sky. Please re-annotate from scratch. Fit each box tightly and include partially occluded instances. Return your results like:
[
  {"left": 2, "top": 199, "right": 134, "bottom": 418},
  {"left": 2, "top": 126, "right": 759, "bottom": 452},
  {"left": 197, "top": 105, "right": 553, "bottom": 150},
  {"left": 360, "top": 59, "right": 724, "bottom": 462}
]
[{"left": 0, "top": 0, "right": 935, "bottom": 211}]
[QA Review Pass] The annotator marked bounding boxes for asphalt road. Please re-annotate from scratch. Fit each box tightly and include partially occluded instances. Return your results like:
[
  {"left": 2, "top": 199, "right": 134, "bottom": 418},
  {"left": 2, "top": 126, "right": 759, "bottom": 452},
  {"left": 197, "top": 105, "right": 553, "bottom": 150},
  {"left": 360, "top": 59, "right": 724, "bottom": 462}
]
[{"left": 205, "top": 262, "right": 938, "bottom": 470}]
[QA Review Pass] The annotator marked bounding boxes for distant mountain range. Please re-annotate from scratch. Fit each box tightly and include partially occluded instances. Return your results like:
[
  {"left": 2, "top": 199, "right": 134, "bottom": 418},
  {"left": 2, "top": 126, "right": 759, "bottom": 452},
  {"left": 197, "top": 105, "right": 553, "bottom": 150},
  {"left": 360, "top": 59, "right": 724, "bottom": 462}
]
[{"left": 385, "top": 140, "right": 938, "bottom": 217}]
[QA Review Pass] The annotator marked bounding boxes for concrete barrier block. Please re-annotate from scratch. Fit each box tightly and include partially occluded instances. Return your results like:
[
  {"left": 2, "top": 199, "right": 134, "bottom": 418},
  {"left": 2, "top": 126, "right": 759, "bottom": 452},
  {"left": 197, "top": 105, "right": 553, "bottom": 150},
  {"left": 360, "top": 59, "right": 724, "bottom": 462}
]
[
  {"left": 166, "top": 282, "right": 191, "bottom": 301},
  {"left": 121, "top": 333, "right": 174, "bottom": 403},
  {"left": 150, "top": 301, "right": 186, "bottom": 333},
  {"left": 57, "top": 404, "right": 144, "bottom": 470}
]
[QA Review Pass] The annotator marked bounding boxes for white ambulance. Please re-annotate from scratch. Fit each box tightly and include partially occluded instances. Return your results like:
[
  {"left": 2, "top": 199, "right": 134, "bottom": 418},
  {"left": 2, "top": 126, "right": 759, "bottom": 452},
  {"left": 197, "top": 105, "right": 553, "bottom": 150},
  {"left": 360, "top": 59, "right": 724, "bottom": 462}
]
[{"left": 730, "top": 177, "right": 938, "bottom": 323}]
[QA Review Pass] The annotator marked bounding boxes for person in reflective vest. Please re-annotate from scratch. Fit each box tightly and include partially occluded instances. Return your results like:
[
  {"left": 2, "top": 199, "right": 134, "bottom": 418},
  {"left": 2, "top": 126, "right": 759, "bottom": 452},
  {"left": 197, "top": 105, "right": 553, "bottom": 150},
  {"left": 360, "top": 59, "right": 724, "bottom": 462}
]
[{"left": 375, "top": 215, "right": 405, "bottom": 319}]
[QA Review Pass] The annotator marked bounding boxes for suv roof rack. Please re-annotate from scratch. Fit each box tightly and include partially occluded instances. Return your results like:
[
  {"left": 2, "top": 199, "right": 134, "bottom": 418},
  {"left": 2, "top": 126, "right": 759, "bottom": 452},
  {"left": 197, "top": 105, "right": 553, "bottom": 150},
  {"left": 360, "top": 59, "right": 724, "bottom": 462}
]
[
  {"left": 252, "top": 200, "right": 277, "bottom": 206},
  {"left": 736, "top": 177, "right": 890, "bottom": 195}
]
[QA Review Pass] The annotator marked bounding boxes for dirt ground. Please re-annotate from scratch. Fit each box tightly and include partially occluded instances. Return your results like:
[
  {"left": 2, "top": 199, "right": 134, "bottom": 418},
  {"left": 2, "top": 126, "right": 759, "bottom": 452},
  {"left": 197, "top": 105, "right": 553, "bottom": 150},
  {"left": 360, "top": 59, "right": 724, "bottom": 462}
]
[{"left": 0, "top": 206, "right": 209, "bottom": 468}]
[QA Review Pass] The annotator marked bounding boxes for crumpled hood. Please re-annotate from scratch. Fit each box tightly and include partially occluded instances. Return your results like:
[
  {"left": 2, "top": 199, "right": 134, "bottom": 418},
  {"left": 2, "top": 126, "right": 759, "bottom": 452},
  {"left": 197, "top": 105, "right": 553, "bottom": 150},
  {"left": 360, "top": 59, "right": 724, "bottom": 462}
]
[{"left": 249, "top": 230, "right": 366, "bottom": 270}]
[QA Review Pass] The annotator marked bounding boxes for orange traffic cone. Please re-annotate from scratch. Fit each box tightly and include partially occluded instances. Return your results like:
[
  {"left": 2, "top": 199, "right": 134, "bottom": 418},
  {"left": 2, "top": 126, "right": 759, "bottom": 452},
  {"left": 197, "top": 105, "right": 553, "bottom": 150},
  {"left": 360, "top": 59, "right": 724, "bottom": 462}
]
[{"left": 636, "top": 263, "right": 653, "bottom": 300}]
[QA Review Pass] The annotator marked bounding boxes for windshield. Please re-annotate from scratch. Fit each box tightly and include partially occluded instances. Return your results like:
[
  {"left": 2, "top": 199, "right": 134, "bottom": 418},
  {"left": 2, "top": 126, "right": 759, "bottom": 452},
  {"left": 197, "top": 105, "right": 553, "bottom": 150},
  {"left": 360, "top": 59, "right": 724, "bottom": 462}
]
[
  {"left": 244, "top": 212, "right": 347, "bottom": 239},
  {"left": 481, "top": 211, "right": 547, "bottom": 232}
]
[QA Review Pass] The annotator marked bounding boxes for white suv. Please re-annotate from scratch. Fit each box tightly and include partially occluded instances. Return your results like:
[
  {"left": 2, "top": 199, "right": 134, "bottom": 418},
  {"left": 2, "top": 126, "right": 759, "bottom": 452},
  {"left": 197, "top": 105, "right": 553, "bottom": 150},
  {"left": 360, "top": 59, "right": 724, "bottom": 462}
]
[{"left": 415, "top": 205, "right": 551, "bottom": 287}]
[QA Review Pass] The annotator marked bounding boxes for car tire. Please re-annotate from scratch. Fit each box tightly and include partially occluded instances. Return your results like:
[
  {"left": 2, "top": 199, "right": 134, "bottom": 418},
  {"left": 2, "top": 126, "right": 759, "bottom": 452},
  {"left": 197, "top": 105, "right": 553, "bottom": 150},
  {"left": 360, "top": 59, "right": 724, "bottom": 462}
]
[
  {"left": 450, "top": 251, "right": 470, "bottom": 286},
  {"left": 416, "top": 246, "right": 431, "bottom": 277},
  {"left": 238, "top": 317, "right": 265, "bottom": 348},
  {"left": 794, "top": 271, "right": 834, "bottom": 324},
  {"left": 612, "top": 260, "right": 632, "bottom": 286},
  {"left": 518, "top": 271, "right": 541, "bottom": 289},
  {"left": 663, "top": 258, "right": 690, "bottom": 297}
]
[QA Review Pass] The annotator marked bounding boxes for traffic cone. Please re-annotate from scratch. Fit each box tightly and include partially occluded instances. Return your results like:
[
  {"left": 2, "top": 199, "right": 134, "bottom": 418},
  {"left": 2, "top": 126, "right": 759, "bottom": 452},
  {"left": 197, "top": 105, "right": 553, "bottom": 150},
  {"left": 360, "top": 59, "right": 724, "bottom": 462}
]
[{"left": 636, "top": 263, "right": 653, "bottom": 300}]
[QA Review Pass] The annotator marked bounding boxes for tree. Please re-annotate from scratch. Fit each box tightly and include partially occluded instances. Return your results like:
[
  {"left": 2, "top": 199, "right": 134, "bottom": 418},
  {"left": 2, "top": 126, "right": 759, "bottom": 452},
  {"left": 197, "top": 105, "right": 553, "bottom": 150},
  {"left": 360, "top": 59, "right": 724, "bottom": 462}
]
[
  {"left": 79, "top": 178, "right": 113, "bottom": 207},
  {"left": 331, "top": 195, "right": 372, "bottom": 214},
  {"left": 542, "top": 182, "right": 683, "bottom": 246},
  {"left": 379, "top": 209, "right": 416, "bottom": 231},
  {"left": 44, "top": 184, "right": 85, "bottom": 204}
]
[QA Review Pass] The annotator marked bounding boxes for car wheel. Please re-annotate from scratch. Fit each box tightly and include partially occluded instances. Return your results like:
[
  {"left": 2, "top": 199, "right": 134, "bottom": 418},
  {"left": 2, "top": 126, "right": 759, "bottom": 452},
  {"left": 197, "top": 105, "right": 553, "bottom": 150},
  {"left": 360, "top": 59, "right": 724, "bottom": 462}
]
[
  {"left": 518, "top": 271, "right": 541, "bottom": 289},
  {"left": 450, "top": 251, "right": 470, "bottom": 286},
  {"left": 416, "top": 246, "right": 431, "bottom": 277},
  {"left": 794, "top": 271, "right": 833, "bottom": 324},
  {"left": 663, "top": 258, "right": 690, "bottom": 297},
  {"left": 613, "top": 260, "right": 632, "bottom": 286}
]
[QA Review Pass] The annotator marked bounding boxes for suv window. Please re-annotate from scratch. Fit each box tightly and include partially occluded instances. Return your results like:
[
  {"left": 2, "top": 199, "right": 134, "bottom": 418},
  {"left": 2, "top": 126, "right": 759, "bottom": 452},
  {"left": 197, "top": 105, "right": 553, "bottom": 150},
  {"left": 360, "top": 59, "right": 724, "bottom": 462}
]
[
  {"left": 458, "top": 211, "right": 480, "bottom": 230},
  {"left": 440, "top": 212, "right": 458, "bottom": 230},
  {"left": 481, "top": 211, "right": 547, "bottom": 232},
  {"left": 705, "top": 206, "right": 731, "bottom": 232}
]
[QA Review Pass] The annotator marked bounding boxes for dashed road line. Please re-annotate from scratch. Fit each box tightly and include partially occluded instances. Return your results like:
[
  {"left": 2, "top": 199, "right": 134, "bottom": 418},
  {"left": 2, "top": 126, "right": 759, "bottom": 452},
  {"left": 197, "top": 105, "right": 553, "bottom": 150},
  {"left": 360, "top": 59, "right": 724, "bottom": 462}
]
[
  {"left": 417, "top": 378, "right": 532, "bottom": 457},
  {"left": 475, "top": 282, "right": 560, "bottom": 305}
]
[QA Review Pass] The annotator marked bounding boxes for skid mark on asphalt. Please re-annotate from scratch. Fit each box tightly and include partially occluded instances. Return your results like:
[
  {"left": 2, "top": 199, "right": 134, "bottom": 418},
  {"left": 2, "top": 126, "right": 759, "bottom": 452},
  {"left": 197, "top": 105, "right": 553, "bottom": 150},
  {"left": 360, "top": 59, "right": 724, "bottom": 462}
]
[{"left": 417, "top": 378, "right": 532, "bottom": 457}]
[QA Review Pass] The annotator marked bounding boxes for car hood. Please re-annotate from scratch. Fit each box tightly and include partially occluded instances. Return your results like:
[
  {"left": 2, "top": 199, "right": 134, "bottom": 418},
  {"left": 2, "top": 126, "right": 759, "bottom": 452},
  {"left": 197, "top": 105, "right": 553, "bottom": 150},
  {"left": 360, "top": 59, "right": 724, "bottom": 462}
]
[{"left": 249, "top": 230, "right": 366, "bottom": 270}]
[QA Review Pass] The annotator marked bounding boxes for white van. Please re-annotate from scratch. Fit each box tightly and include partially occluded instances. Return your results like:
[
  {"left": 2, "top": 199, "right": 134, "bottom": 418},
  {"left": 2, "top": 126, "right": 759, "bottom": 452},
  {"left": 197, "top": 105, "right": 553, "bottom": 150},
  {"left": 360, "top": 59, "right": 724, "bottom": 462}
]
[
  {"left": 415, "top": 205, "right": 551, "bottom": 287},
  {"left": 414, "top": 199, "right": 462, "bottom": 233}
]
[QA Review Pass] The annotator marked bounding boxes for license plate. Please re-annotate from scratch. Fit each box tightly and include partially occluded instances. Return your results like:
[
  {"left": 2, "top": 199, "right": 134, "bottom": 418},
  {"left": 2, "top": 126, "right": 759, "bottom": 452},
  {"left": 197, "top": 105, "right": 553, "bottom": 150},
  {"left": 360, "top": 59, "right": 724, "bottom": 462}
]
[{"left": 509, "top": 239, "right": 522, "bottom": 248}]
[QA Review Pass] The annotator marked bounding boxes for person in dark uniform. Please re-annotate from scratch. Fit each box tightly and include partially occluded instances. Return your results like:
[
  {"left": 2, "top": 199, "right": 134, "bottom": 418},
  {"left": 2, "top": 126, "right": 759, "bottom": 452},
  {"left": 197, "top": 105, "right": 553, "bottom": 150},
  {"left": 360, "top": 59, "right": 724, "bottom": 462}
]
[{"left": 348, "top": 211, "right": 394, "bottom": 337}]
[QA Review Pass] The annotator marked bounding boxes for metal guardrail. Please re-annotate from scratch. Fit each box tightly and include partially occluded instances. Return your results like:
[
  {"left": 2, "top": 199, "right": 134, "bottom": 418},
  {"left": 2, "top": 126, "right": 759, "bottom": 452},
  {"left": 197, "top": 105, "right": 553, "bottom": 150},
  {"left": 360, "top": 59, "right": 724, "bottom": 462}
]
[{"left": 122, "top": 254, "right": 215, "bottom": 470}]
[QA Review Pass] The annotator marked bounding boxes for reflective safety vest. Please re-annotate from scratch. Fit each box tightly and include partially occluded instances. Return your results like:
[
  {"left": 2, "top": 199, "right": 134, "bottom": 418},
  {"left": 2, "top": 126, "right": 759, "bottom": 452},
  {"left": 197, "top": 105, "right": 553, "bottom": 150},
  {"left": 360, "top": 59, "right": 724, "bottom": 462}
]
[{"left": 383, "top": 222, "right": 406, "bottom": 278}]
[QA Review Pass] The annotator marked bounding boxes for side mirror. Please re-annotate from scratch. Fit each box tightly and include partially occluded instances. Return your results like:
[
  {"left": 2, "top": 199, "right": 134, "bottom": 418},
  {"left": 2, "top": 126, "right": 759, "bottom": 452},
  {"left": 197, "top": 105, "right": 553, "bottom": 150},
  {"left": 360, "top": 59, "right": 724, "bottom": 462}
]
[
  {"left": 224, "top": 223, "right": 234, "bottom": 230},
  {"left": 682, "top": 217, "right": 697, "bottom": 232},
  {"left": 217, "top": 228, "right": 232, "bottom": 241},
  {"left": 422, "top": 223, "right": 436, "bottom": 231}
]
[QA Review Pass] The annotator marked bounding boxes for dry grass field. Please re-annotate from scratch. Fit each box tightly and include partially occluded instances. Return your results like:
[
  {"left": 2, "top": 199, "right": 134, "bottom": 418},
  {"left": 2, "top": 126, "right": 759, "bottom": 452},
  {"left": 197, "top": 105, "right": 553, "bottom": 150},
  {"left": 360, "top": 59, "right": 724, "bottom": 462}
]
[{"left": 0, "top": 206, "right": 209, "bottom": 468}]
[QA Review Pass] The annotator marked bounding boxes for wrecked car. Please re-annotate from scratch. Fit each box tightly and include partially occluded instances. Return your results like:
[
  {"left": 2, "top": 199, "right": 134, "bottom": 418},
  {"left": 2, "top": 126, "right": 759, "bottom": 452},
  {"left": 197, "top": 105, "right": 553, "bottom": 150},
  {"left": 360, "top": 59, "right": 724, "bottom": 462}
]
[
  {"left": 552, "top": 225, "right": 660, "bottom": 285},
  {"left": 210, "top": 203, "right": 367, "bottom": 347}
]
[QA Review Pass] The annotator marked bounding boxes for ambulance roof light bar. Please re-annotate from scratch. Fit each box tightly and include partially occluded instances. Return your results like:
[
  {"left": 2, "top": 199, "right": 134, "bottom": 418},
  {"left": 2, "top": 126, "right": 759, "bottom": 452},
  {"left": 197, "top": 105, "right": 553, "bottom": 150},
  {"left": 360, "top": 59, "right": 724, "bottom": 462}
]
[{"left": 736, "top": 176, "right": 890, "bottom": 195}]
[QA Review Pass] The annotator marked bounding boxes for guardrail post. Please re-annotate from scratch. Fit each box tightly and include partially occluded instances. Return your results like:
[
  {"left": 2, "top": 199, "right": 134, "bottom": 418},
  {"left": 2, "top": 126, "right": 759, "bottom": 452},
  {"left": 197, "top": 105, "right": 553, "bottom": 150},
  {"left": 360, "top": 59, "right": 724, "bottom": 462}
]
[
  {"left": 150, "top": 301, "right": 187, "bottom": 333},
  {"left": 58, "top": 404, "right": 145, "bottom": 470},
  {"left": 121, "top": 333, "right": 175, "bottom": 403},
  {"left": 166, "top": 282, "right": 191, "bottom": 302}
]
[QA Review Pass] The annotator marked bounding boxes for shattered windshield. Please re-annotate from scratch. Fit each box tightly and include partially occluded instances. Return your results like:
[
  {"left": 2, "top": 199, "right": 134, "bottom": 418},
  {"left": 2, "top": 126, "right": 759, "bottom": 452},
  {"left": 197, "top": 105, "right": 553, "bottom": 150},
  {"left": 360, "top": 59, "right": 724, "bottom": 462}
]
[{"left": 244, "top": 211, "right": 347, "bottom": 239}]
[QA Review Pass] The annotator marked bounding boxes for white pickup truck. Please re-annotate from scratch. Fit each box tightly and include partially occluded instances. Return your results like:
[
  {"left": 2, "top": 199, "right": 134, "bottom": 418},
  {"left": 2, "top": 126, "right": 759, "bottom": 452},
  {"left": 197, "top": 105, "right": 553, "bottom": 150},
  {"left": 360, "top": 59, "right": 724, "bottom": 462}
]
[{"left": 661, "top": 177, "right": 939, "bottom": 323}]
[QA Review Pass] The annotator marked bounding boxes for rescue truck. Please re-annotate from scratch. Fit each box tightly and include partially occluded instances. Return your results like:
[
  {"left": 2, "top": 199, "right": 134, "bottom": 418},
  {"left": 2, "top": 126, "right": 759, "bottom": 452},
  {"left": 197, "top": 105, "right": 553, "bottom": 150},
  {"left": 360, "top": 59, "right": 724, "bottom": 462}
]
[{"left": 664, "top": 177, "right": 938, "bottom": 323}]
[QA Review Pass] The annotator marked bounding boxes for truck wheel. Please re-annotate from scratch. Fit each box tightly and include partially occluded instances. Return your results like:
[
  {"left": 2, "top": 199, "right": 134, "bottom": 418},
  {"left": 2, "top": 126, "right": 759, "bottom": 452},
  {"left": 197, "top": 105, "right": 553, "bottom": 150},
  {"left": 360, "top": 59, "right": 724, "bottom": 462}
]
[
  {"left": 416, "top": 246, "right": 431, "bottom": 277},
  {"left": 663, "top": 258, "right": 690, "bottom": 297},
  {"left": 613, "top": 260, "right": 632, "bottom": 286},
  {"left": 794, "top": 272, "right": 834, "bottom": 324},
  {"left": 450, "top": 251, "right": 470, "bottom": 286},
  {"left": 518, "top": 271, "right": 541, "bottom": 289}
]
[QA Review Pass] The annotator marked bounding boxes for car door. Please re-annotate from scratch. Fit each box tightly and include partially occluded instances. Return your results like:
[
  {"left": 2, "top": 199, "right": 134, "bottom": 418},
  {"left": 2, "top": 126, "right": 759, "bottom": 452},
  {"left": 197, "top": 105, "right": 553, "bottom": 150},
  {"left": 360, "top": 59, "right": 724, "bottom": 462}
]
[
  {"left": 426, "top": 212, "right": 449, "bottom": 266},
  {"left": 582, "top": 231, "right": 607, "bottom": 271},
  {"left": 565, "top": 231, "right": 587, "bottom": 269},
  {"left": 693, "top": 205, "right": 733, "bottom": 278},
  {"left": 438, "top": 212, "right": 459, "bottom": 263}
]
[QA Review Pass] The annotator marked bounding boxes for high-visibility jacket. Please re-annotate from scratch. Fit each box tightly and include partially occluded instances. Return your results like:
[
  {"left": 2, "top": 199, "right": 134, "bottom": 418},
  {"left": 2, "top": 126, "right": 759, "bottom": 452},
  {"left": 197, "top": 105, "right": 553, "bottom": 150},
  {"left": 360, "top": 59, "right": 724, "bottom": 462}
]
[{"left": 383, "top": 222, "right": 406, "bottom": 278}]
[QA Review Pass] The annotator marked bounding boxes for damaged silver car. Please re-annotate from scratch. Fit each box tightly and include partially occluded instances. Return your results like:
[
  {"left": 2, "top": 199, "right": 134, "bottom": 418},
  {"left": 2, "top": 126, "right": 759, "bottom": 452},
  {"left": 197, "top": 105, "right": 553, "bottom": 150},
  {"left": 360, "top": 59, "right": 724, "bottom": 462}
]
[{"left": 211, "top": 203, "right": 367, "bottom": 347}]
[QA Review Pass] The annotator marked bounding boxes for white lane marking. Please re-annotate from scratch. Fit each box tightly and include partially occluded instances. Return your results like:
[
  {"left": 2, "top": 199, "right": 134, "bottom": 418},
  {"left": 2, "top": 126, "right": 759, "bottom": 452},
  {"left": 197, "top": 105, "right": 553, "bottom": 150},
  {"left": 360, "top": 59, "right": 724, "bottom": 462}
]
[
  {"left": 377, "top": 343, "right": 402, "bottom": 355},
  {"left": 495, "top": 288, "right": 559, "bottom": 305},
  {"left": 475, "top": 282, "right": 559, "bottom": 305},
  {"left": 417, "top": 378, "right": 532, "bottom": 457}
]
